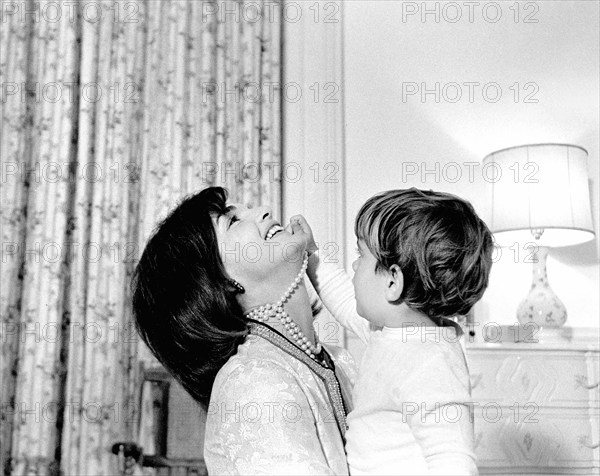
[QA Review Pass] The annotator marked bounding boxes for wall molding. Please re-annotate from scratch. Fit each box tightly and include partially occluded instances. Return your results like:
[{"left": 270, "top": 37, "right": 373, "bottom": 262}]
[{"left": 282, "top": 1, "right": 346, "bottom": 346}]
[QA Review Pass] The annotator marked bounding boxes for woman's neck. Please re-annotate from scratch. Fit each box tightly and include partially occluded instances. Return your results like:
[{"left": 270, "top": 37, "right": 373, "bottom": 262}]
[{"left": 243, "top": 284, "right": 317, "bottom": 345}]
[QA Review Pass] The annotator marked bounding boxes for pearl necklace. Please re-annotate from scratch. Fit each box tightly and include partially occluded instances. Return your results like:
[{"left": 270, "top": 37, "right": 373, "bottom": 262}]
[{"left": 244, "top": 252, "right": 323, "bottom": 361}]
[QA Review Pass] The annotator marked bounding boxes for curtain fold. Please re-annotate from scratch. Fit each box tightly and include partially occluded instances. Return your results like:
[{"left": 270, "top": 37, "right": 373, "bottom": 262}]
[{"left": 1, "top": 1, "right": 283, "bottom": 474}]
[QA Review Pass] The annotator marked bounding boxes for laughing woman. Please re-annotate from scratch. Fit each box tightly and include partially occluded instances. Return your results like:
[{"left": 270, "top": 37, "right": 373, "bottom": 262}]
[{"left": 132, "top": 186, "right": 355, "bottom": 475}]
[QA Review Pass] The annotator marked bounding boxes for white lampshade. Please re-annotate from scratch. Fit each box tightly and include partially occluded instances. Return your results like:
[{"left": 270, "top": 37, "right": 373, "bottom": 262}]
[{"left": 483, "top": 144, "right": 595, "bottom": 247}]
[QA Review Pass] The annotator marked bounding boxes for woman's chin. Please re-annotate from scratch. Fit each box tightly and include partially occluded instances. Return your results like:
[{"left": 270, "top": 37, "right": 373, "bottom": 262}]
[
  {"left": 266, "top": 231, "right": 307, "bottom": 250},
  {"left": 268, "top": 243, "right": 307, "bottom": 267}
]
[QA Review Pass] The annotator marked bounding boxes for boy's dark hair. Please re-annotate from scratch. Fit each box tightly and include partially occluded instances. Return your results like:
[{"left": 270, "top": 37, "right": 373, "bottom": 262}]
[{"left": 355, "top": 188, "right": 494, "bottom": 323}]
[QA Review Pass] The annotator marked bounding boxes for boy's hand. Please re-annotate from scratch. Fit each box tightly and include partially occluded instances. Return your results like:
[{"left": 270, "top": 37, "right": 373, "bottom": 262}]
[{"left": 286, "top": 215, "right": 318, "bottom": 255}]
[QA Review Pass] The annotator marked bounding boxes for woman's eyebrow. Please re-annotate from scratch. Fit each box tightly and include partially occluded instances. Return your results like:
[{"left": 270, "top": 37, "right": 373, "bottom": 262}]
[
  {"left": 216, "top": 205, "right": 236, "bottom": 221},
  {"left": 218, "top": 205, "right": 238, "bottom": 228}
]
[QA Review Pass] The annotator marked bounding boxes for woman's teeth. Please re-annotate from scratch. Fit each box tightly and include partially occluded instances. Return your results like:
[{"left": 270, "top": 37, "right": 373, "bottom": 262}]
[{"left": 265, "top": 225, "right": 284, "bottom": 240}]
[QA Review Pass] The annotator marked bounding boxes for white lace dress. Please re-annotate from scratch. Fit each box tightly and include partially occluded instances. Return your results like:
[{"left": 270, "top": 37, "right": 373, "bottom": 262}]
[{"left": 203, "top": 329, "right": 357, "bottom": 475}]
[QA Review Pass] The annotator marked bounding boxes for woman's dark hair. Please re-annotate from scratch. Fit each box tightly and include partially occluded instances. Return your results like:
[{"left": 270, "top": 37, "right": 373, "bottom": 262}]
[
  {"left": 132, "top": 186, "right": 248, "bottom": 409},
  {"left": 355, "top": 188, "right": 494, "bottom": 322}
]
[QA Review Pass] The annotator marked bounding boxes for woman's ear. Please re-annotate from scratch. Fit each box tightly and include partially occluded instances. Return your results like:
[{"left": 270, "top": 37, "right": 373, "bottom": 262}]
[{"left": 384, "top": 264, "right": 404, "bottom": 302}]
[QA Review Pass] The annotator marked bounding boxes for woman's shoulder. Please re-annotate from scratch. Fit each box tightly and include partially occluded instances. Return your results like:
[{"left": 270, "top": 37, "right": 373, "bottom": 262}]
[
  {"left": 219, "top": 334, "right": 357, "bottom": 375},
  {"left": 210, "top": 335, "right": 305, "bottom": 401},
  {"left": 211, "top": 336, "right": 358, "bottom": 401},
  {"left": 216, "top": 334, "right": 290, "bottom": 372}
]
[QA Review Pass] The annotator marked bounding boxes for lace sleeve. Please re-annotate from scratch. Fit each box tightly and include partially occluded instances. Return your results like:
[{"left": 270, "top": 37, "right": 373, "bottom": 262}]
[
  {"left": 204, "top": 358, "right": 339, "bottom": 475},
  {"left": 307, "top": 251, "right": 371, "bottom": 345}
]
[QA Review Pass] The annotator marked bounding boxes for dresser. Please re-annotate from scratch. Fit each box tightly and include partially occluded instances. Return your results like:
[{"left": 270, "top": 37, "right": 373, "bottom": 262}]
[{"left": 465, "top": 326, "right": 599, "bottom": 475}]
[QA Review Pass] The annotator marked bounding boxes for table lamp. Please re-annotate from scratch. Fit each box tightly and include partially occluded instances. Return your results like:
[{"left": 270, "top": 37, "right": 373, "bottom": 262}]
[{"left": 483, "top": 144, "right": 595, "bottom": 327}]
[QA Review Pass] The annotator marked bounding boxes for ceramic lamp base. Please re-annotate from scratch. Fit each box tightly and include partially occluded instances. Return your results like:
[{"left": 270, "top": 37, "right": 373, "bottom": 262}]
[{"left": 516, "top": 246, "right": 567, "bottom": 327}]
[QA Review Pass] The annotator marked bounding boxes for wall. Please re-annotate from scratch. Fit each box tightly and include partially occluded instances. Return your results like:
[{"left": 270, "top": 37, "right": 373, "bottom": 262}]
[
  {"left": 342, "top": 0, "right": 599, "bottom": 356},
  {"left": 282, "top": 7, "right": 346, "bottom": 347}
]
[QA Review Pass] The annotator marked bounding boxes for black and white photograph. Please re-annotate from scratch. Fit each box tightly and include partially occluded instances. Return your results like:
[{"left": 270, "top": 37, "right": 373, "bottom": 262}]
[{"left": 1, "top": 0, "right": 599, "bottom": 475}]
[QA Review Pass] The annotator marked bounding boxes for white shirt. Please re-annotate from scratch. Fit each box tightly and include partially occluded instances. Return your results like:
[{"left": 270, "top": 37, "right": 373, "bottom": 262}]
[{"left": 310, "top": 254, "right": 478, "bottom": 475}]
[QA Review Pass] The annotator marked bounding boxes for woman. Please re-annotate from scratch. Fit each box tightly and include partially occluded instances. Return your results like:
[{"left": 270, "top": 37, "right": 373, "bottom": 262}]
[{"left": 132, "top": 186, "right": 355, "bottom": 475}]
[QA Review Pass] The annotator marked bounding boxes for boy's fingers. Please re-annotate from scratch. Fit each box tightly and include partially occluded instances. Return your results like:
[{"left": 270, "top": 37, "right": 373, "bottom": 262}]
[
  {"left": 291, "top": 220, "right": 304, "bottom": 234},
  {"left": 288, "top": 215, "right": 318, "bottom": 254},
  {"left": 284, "top": 216, "right": 304, "bottom": 235},
  {"left": 290, "top": 214, "right": 310, "bottom": 232}
]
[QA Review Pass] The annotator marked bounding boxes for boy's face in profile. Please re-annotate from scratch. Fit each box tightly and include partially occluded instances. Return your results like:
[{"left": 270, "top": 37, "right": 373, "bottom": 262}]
[{"left": 351, "top": 240, "right": 391, "bottom": 326}]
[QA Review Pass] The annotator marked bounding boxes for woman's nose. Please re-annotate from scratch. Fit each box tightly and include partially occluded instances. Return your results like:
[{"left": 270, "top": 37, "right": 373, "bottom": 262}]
[
  {"left": 253, "top": 205, "right": 271, "bottom": 221},
  {"left": 352, "top": 259, "right": 358, "bottom": 272}
]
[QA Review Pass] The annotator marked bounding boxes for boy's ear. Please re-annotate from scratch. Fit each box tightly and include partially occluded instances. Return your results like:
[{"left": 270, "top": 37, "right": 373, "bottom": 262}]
[{"left": 384, "top": 264, "right": 404, "bottom": 302}]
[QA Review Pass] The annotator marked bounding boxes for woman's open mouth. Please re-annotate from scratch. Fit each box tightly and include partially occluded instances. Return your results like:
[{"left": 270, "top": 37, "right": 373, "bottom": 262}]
[{"left": 265, "top": 224, "right": 284, "bottom": 240}]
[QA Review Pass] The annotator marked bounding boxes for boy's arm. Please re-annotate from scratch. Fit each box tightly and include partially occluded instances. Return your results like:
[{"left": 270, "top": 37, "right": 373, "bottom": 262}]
[{"left": 307, "top": 250, "right": 371, "bottom": 345}]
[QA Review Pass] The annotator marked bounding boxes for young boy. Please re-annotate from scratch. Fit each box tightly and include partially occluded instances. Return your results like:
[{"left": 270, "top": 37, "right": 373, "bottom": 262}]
[{"left": 297, "top": 188, "right": 493, "bottom": 475}]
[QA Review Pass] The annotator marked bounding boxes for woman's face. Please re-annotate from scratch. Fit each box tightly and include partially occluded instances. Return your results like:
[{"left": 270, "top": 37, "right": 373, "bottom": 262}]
[{"left": 213, "top": 202, "right": 307, "bottom": 285}]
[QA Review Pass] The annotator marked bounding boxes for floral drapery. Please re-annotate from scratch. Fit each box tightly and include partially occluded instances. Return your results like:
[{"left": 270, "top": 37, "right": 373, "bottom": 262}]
[{"left": 0, "top": 1, "right": 282, "bottom": 474}]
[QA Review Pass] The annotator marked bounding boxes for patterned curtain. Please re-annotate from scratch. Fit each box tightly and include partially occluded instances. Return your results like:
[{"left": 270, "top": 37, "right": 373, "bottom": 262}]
[{"left": 0, "top": 1, "right": 282, "bottom": 474}]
